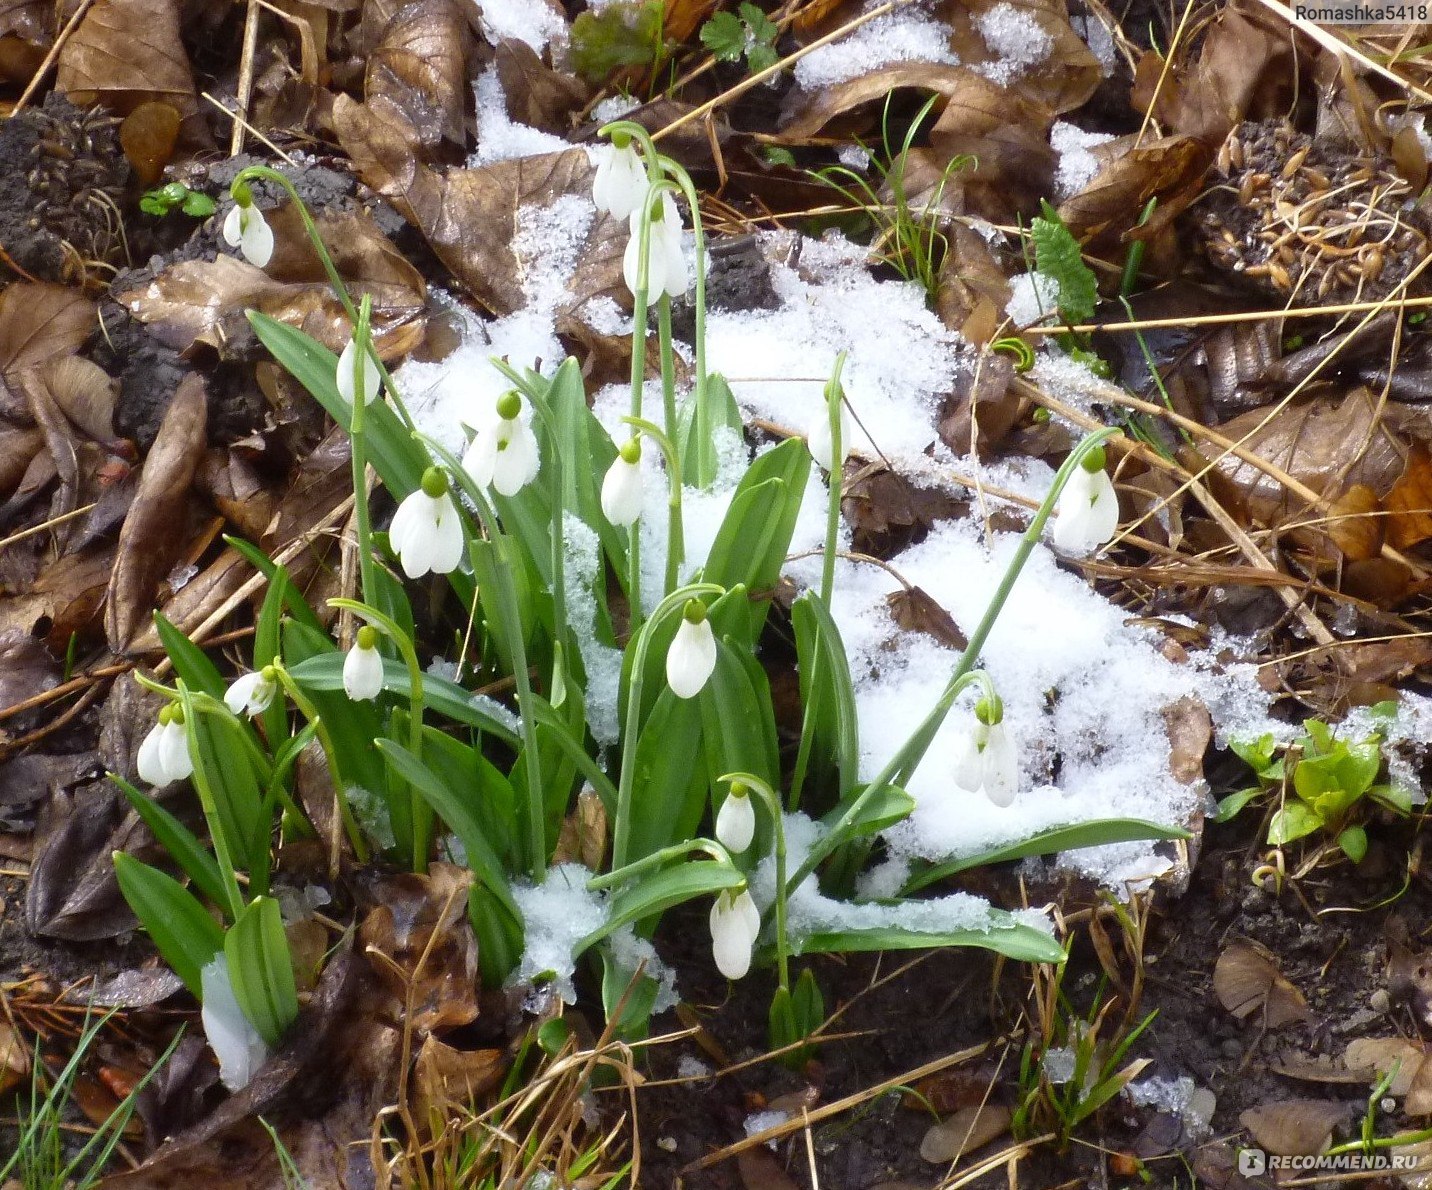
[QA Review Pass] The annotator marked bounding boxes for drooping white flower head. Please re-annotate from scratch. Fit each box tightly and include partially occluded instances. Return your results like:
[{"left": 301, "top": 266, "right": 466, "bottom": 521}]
[
  {"left": 600, "top": 437, "right": 645, "bottom": 528},
  {"left": 343, "top": 625, "right": 384, "bottom": 701},
  {"left": 221, "top": 184, "right": 274, "bottom": 268},
  {"left": 715, "top": 784, "right": 756, "bottom": 853},
  {"left": 336, "top": 335, "right": 381, "bottom": 407},
  {"left": 1052, "top": 448, "right": 1119, "bottom": 554},
  {"left": 224, "top": 668, "right": 277, "bottom": 718},
  {"left": 623, "top": 192, "right": 688, "bottom": 302},
  {"left": 462, "top": 391, "right": 541, "bottom": 498},
  {"left": 951, "top": 699, "right": 1019, "bottom": 808},
  {"left": 666, "top": 600, "right": 717, "bottom": 699},
  {"left": 807, "top": 400, "right": 854, "bottom": 472},
  {"left": 136, "top": 704, "right": 193, "bottom": 786},
  {"left": 593, "top": 137, "right": 647, "bottom": 221},
  {"left": 200, "top": 954, "right": 269, "bottom": 1093},
  {"left": 709, "top": 887, "right": 760, "bottom": 980},
  {"left": 389, "top": 468, "right": 465, "bottom": 578}
]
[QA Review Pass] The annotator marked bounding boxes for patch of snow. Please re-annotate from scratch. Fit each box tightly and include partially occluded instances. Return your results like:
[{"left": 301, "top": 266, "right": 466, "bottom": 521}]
[
  {"left": 678, "top": 1054, "right": 712, "bottom": 1079},
  {"left": 743, "top": 1109, "right": 791, "bottom": 1146},
  {"left": 348, "top": 785, "right": 395, "bottom": 850},
  {"left": 592, "top": 94, "right": 642, "bottom": 124},
  {"left": 472, "top": 66, "right": 574, "bottom": 165},
  {"left": 1005, "top": 270, "right": 1060, "bottom": 328},
  {"left": 472, "top": 0, "right": 567, "bottom": 54},
  {"left": 470, "top": 692, "right": 522, "bottom": 735},
  {"left": 607, "top": 925, "right": 681, "bottom": 1013},
  {"left": 1127, "top": 1075, "right": 1214, "bottom": 1138},
  {"left": 838, "top": 143, "right": 872, "bottom": 171},
  {"left": 1051, "top": 121, "right": 1116, "bottom": 199},
  {"left": 510, "top": 863, "right": 607, "bottom": 1005},
  {"left": 562, "top": 511, "right": 624, "bottom": 744},
  {"left": 794, "top": 2, "right": 959, "bottom": 90},
  {"left": 1072, "top": 14, "right": 1118, "bottom": 75},
  {"left": 974, "top": 4, "right": 1053, "bottom": 86},
  {"left": 1042, "top": 1047, "right": 1077, "bottom": 1084}
]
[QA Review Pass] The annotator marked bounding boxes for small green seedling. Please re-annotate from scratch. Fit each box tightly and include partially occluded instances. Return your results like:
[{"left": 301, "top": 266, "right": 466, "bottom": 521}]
[
  {"left": 701, "top": 2, "right": 780, "bottom": 74},
  {"left": 140, "top": 181, "right": 217, "bottom": 218}
]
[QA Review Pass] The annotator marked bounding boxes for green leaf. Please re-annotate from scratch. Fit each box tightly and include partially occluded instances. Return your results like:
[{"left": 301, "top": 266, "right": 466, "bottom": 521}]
[
  {"left": 700, "top": 11, "right": 746, "bottom": 60},
  {"left": 581, "top": 861, "right": 744, "bottom": 951},
  {"left": 762, "top": 146, "right": 797, "bottom": 168},
  {"left": 680, "top": 374, "right": 746, "bottom": 491},
  {"left": 570, "top": 1, "right": 664, "bottom": 82},
  {"left": 113, "top": 853, "right": 223, "bottom": 997},
  {"left": 181, "top": 688, "right": 271, "bottom": 891},
  {"left": 820, "top": 783, "right": 914, "bottom": 840},
  {"left": 113, "top": 776, "right": 229, "bottom": 911},
  {"left": 224, "top": 537, "right": 325, "bottom": 634},
  {"left": 1267, "top": 801, "right": 1323, "bottom": 846},
  {"left": 224, "top": 896, "right": 298, "bottom": 1046},
  {"left": 792, "top": 592, "right": 859, "bottom": 798},
  {"left": 1338, "top": 824, "right": 1368, "bottom": 863},
  {"left": 1213, "top": 788, "right": 1262, "bottom": 824},
  {"left": 1031, "top": 201, "right": 1098, "bottom": 326},
  {"left": 739, "top": 1, "right": 778, "bottom": 42},
  {"left": 700, "top": 637, "right": 780, "bottom": 794},
  {"left": 139, "top": 194, "right": 169, "bottom": 216},
  {"left": 746, "top": 41, "right": 779, "bottom": 73},
  {"left": 600, "top": 948, "right": 660, "bottom": 1041},
  {"left": 789, "top": 918, "right": 1065, "bottom": 964},
  {"left": 154, "top": 612, "right": 225, "bottom": 698},
  {"left": 624, "top": 688, "right": 706, "bottom": 862},
  {"left": 181, "top": 192, "right": 217, "bottom": 217}
]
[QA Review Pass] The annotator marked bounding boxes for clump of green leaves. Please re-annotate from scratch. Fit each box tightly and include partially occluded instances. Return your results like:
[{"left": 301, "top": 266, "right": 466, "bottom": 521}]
[
  {"left": 140, "top": 181, "right": 217, "bottom": 218},
  {"left": 1030, "top": 200, "right": 1098, "bottom": 327},
  {"left": 569, "top": 1, "right": 665, "bottom": 83},
  {"left": 700, "top": 2, "right": 780, "bottom": 74},
  {"left": 1217, "top": 709, "right": 1410, "bottom": 863}
]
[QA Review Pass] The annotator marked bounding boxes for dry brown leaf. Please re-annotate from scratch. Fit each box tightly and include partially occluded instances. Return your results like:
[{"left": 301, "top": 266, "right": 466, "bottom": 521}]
[
  {"left": 553, "top": 786, "right": 608, "bottom": 870},
  {"left": 1324, "top": 483, "right": 1382, "bottom": 561},
  {"left": 0, "top": 282, "right": 95, "bottom": 377},
  {"left": 1384, "top": 442, "right": 1432, "bottom": 550},
  {"left": 119, "top": 101, "right": 182, "bottom": 187},
  {"left": 920, "top": 1103, "right": 1011, "bottom": 1163},
  {"left": 365, "top": 0, "right": 471, "bottom": 150},
  {"left": 0, "top": 1021, "right": 30, "bottom": 1096},
  {"left": 1344, "top": 1038, "right": 1432, "bottom": 1114},
  {"left": 55, "top": 0, "right": 198, "bottom": 121},
  {"left": 737, "top": 1147, "right": 801, "bottom": 1190},
  {"left": 885, "top": 586, "right": 967, "bottom": 652},
  {"left": 1239, "top": 1099, "right": 1349, "bottom": 1156},
  {"left": 1163, "top": 695, "right": 1211, "bottom": 785},
  {"left": 781, "top": 62, "right": 973, "bottom": 141},
  {"left": 942, "top": 0, "right": 1100, "bottom": 114},
  {"left": 105, "top": 374, "right": 207, "bottom": 651},
  {"left": 1213, "top": 939, "right": 1310, "bottom": 1027},
  {"left": 495, "top": 39, "right": 590, "bottom": 135},
  {"left": 413, "top": 1036, "right": 505, "bottom": 1125},
  {"left": 1058, "top": 136, "right": 1211, "bottom": 248},
  {"left": 43, "top": 355, "right": 116, "bottom": 444}
]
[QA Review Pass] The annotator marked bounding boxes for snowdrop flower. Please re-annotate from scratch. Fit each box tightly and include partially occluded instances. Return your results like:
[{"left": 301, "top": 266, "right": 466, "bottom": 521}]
[
  {"left": 224, "top": 667, "right": 277, "bottom": 718},
  {"left": 336, "top": 335, "right": 381, "bottom": 407},
  {"left": 593, "top": 136, "right": 647, "bottom": 220},
  {"left": 200, "top": 954, "right": 269, "bottom": 1092},
  {"left": 666, "top": 600, "right": 717, "bottom": 699},
  {"left": 709, "top": 887, "right": 761, "bottom": 980},
  {"left": 715, "top": 783, "right": 755, "bottom": 853},
  {"left": 623, "top": 192, "right": 688, "bottom": 301},
  {"left": 343, "top": 625, "right": 383, "bottom": 701},
  {"left": 951, "top": 699, "right": 1019, "bottom": 808},
  {"left": 221, "top": 183, "right": 273, "bottom": 268},
  {"left": 136, "top": 704, "right": 193, "bottom": 786},
  {"left": 389, "top": 468, "right": 465, "bottom": 578},
  {"left": 1052, "top": 448, "right": 1119, "bottom": 553},
  {"left": 462, "top": 391, "right": 540, "bottom": 497},
  {"left": 601, "top": 437, "right": 645, "bottom": 527},
  {"left": 807, "top": 401, "right": 854, "bottom": 471}
]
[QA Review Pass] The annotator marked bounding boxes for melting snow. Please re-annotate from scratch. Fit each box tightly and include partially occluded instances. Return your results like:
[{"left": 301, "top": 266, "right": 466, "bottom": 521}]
[
  {"left": 471, "top": 0, "right": 567, "bottom": 54},
  {"left": 510, "top": 863, "right": 606, "bottom": 1004},
  {"left": 973, "top": 3, "right": 1053, "bottom": 85},
  {"left": 794, "top": 2, "right": 959, "bottom": 90},
  {"left": 1051, "top": 121, "right": 1116, "bottom": 198},
  {"left": 472, "top": 66, "right": 574, "bottom": 164}
]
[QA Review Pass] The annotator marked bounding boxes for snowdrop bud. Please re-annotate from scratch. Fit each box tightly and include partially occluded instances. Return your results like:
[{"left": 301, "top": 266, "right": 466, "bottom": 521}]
[
  {"left": 709, "top": 887, "right": 760, "bottom": 980},
  {"left": 389, "top": 469, "right": 465, "bottom": 578},
  {"left": 224, "top": 666, "right": 278, "bottom": 718},
  {"left": 715, "top": 783, "right": 756, "bottom": 853},
  {"left": 221, "top": 183, "right": 274, "bottom": 268},
  {"left": 593, "top": 136, "right": 647, "bottom": 220},
  {"left": 601, "top": 438, "right": 645, "bottom": 527},
  {"left": 343, "top": 625, "right": 384, "bottom": 701},
  {"left": 137, "top": 704, "right": 193, "bottom": 786},
  {"left": 336, "top": 335, "right": 381, "bottom": 407},
  {"left": 666, "top": 600, "right": 717, "bottom": 699},
  {"left": 462, "top": 392, "right": 541, "bottom": 497},
  {"left": 1052, "top": 447, "right": 1119, "bottom": 554},
  {"left": 807, "top": 400, "right": 854, "bottom": 471},
  {"left": 200, "top": 954, "right": 269, "bottom": 1092}
]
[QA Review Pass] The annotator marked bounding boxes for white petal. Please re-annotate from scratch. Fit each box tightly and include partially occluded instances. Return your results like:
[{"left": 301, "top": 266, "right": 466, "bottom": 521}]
[
  {"left": 1051, "top": 468, "right": 1099, "bottom": 553},
  {"left": 136, "top": 721, "right": 168, "bottom": 785},
  {"left": 462, "top": 426, "right": 500, "bottom": 489},
  {"left": 224, "top": 672, "right": 264, "bottom": 716},
  {"left": 159, "top": 719, "right": 193, "bottom": 783},
  {"left": 493, "top": 422, "right": 540, "bottom": 497},
  {"left": 343, "top": 644, "right": 384, "bottom": 701},
  {"left": 221, "top": 204, "right": 244, "bottom": 248},
  {"left": 657, "top": 213, "right": 688, "bottom": 298},
  {"left": 948, "top": 725, "right": 984, "bottom": 795},
  {"left": 1085, "top": 470, "right": 1121, "bottom": 545},
  {"left": 600, "top": 457, "right": 644, "bottom": 527},
  {"left": 734, "top": 889, "right": 761, "bottom": 946},
  {"left": 388, "top": 489, "right": 426, "bottom": 564},
  {"left": 427, "top": 493, "right": 466, "bottom": 574},
  {"left": 594, "top": 145, "right": 647, "bottom": 221},
  {"left": 979, "top": 722, "right": 1019, "bottom": 808},
  {"left": 240, "top": 209, "right": 274, "bottom": 268},
  {"left": 709, "top": 896, "right": 753, "bottom": 980},
  {"left": 715, "top": 792, "right": 755, "bottom": 853},
  {"left": 200, "top": 955, "right": 270, "bottom": 1093},
  {"left": 806, "top": 404, "right": 853, "bottom": 471},
  {"left": 336, "top": 338, "right": 381, "bottom": 407},
  {"left": 622, "top": 227, "right": 644, "bottom": 298},
  {"left": 666, "top": 618, "right": 717, "bottom": 699}
]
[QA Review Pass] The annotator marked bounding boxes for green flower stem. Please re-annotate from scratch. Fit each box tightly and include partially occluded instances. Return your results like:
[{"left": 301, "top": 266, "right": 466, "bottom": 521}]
[
  {"left": 784, "top": 427, "right": 1121, "bottom": 897},
  {"left": 820, "top": 353, "right": 847, "bottom": 607},
  {"left": 656, "top": 295, "right": 685, "bottom": 595},
  {"left": 422, "top": 435, "right": 548, "bottom": 881},
  {"left": 229, "top": 165, "right": 417, "bottom": 437},
  {"left": 625, "top": 414, "right": 683, "bottom": 599},
  {"left": 266, "top": 665, "right": 370, "bottom": 866},
  {"left": 625, "top": 184, "right": 656, "bottom": 629},
  {"left": 348, "top": 295, "right": 379, "bottom": 615},
  {"left": 722, "top": 773, "right": 789, "bottom": 993},
  {"left": 328, "top": 598, "right": 429, "bottom": 872},
  {"left": 586, "top": 837, "right": 733, "bottom": 892},
  {"left": 662, "top": 163, "right": 711, "bottom": 484},
  {"left": 612, "top": 581, "right": 724, "bottom": 869},
  {"left": 176, "top": 685, "right": 247, "bottom": 922}
]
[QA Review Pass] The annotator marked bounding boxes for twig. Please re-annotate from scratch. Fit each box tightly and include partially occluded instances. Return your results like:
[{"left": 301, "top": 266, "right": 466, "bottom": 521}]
[{"left": 230, "top": 0, "right": 262, "bottom": 157}]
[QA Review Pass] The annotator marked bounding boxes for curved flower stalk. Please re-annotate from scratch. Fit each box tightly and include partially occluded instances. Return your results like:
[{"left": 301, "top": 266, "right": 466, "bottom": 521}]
[
  {"left": 389, "top": 468, "right": 465, "bottom": 578},
  {"left": 137, "top": 704, "right": 193, "bottom": 786},
  {"left": 1052, "top": 445, "right": 1120, "bottom": 553},
  {"left": 221, "top": 182, "right": 273, "bottom": 268}
]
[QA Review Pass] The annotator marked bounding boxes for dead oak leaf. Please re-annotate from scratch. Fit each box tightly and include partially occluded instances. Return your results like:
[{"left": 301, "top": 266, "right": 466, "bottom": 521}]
[
  {"left": 365, "top": 0, "right": 472, "bottom": 150},
  {"left": 1213, "top": 939, "right": 1311, "bottom": 1027},
  {"left": 942, "top": 0, "right": 1101, "bottom": 115},
  {"left": 55, "top": 0, "right": 198, "bottom": 120}
]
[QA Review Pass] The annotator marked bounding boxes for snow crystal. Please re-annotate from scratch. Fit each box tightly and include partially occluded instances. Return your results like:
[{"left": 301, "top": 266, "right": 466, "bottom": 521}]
[
  {"left": 677, "top": 1054, "right": 712, "bottom": 1079},
  {"left": 472, "top": 0, "right": 567, "bottom": 54},
  {"left": 472, "top": 66, "right": 573, "bottom": 165},
  {"left": 974, "top": 4, "right": 1053, "bottom": 86},
  {"left": 794, "top": 2, "right": 959, "bottom": 90},
  {"left": 510, "top": 863, "right": 607, "bottom": 1004},
  {"left": 607, "top": 925, "right": 681, "bottom": 1013},
  {"left": 348, "top": 785, "right": 395, "bottom": 851},
  {"left": 1127, "top": 1075, "right": 1214, "bottom": 1138},
  {"left": 838, "top": 143, "right": 872, "bottom": 171},
  {"left": 1042, "top": 1047, "right": 1077, "bottom": 1084},
  {"left": 427, "top": 657, "right": 462, "bottom": 682},
  {"left": 1005, "top": 271, "right": 1061, "bottom": 328},
  {"left": 592, "top": 94, "right": 642, "bottom": 124},
  {"left": 562, "top": 511, "right": 624, "bottom": 744},
  {"left": 470, "top": 692, "right": 522, "bottom": 735},
  {"left": 1072, "top": 14, "right": 1119, "bottom": 75},
  {"left": 743, "top": 1109, "right": 791, "bottom": 1145},
  {"left": 1051, "top": 121, "right": 1116, "bottom": 199}
]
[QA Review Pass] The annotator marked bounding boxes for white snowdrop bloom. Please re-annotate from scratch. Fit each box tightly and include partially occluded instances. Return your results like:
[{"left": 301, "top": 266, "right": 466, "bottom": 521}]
[
  {"left": 715, "top": 786, "right": 756, "bottom": 853},
  {"left": 221, "top": 200, "right": 273, "bottom": 268},
  {"left": 600, "top": 438, "right": 645, "bottom": 527},
  {"left": 200, "top": 954, "right": 269, "bottom": 1093},
  {"left": 462, "top": 392, "right": 541, "bottom": 497},
  {"left": 224, "top": 669, "right": 277, "bottom": 718},
  {"left": 389, "top": 470, "right": 465, "bottom": 578},
  {"left": 593, "top": 139, "right": 647, "bottom": 220},
  {"left": 806, "top": 401, "right": 854, "bottom": 471},
  {"left": 343, "top": 626, "right": 384, "bottom": 701},
  {"left": 623, "top": 193, "right": 688, "bottom": 301},
  {"left": 136, "top": 707, "right": 193, "bottom": 786},
  {"left": 709, "top": 887, "right": 760, "bottom": 980},
  {"left": 1052, "top": 457, "right": 1119, "bottom": 553},
  {"left": 336, "top": 335, "right": 381, "bottom": 407},
  {"left": 951, "top": 713, "right": 1019, "bottom": 808},
  {"left": 666, "top": 602, "right": 717, "bottom": 699}
]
